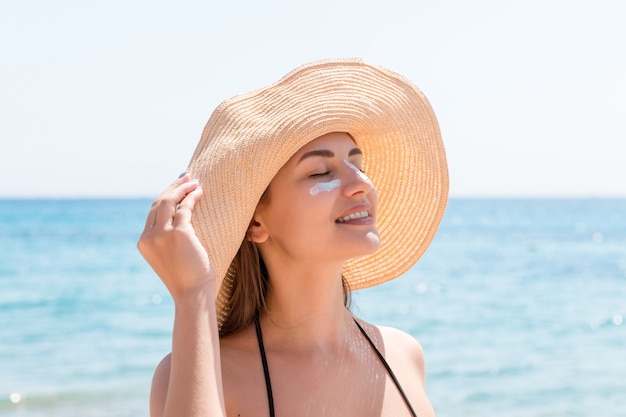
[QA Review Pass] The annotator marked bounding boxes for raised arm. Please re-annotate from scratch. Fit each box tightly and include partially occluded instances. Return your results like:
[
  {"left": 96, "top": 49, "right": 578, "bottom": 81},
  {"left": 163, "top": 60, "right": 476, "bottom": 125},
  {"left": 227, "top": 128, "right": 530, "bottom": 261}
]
[{"left": 137, "top": 173, "right": 226, "bottom": 417}]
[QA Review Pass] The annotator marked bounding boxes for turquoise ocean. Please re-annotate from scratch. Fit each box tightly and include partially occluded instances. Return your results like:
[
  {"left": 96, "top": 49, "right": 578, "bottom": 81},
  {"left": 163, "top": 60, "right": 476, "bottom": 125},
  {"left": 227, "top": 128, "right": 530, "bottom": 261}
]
[{"left": 1, "top": 198, "right": 625, "bottom": 417}]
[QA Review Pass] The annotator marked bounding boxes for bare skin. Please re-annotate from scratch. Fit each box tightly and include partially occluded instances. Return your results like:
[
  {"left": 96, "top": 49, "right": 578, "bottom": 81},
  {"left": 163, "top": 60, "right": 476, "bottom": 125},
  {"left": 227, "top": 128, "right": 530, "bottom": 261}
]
[
  {"left": 139, "top": 133, "right": 436, "bottom": 417},
  {"left": 138, "top": 175, "right": 224, "bottom": 417}
]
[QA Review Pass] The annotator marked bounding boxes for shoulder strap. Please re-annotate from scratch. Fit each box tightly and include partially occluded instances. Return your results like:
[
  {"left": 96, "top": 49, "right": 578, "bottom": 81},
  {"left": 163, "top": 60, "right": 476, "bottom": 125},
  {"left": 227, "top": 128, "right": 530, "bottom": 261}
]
[
  {"left": 254, "top": 316, "right": 418, "bottom": 417},
  {"left": 255, "top": 317, "right": 275, "bottom": 417},
  {"left": 353, "top": 319, "right": 418, "bottom": 417}
]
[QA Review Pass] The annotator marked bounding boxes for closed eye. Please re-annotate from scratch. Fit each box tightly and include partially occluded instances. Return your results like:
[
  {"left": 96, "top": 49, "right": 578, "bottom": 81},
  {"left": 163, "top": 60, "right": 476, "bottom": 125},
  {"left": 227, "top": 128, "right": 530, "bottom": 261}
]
[{"left": 309, "top": 171, "right": 330, "bottom": 178}]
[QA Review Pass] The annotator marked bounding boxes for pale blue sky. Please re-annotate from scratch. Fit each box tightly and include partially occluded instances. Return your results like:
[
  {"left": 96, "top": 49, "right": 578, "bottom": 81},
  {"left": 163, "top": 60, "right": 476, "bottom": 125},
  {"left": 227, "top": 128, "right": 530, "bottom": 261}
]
[{"left": 1, "top": 0, "right": 624, "bottom": 197}]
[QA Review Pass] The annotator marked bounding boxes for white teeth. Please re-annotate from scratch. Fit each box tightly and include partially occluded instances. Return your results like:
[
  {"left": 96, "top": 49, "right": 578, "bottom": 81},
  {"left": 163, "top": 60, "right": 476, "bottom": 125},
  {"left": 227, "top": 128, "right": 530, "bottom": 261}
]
[{"left": 336, "top": 210, "right": 369, "bottom": 223}]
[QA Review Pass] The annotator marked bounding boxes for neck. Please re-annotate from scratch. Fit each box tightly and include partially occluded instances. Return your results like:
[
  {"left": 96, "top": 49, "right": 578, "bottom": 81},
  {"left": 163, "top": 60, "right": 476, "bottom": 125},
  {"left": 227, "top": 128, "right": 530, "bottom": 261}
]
[{"left": 259, "top": 262, "right": 353, "bottom": 352}]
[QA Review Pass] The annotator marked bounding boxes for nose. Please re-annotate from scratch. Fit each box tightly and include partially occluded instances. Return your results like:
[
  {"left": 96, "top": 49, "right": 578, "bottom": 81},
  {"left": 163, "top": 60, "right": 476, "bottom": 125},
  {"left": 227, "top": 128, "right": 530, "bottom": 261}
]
[{"left": 342, "top": 159, "right": 374, "bottom": 196}]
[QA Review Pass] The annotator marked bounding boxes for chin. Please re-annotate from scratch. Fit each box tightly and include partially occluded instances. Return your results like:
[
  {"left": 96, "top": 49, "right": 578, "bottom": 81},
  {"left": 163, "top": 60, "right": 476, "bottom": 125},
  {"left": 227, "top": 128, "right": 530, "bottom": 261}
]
[
  {"left": 365, "top": 231, "right": 382, "bottom": 252},
  {"left": 333, "top": 229, "right": 381, "bottom": 260},
  {"left": 355, "top": 230, "right": 381, "bottom": 256}
]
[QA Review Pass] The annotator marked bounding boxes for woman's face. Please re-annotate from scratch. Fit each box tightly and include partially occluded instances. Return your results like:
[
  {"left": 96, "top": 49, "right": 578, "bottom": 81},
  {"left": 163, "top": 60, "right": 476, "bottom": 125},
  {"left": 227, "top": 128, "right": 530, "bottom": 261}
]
[{"left": 251, "top": 132, "right": 380, "bottom": 266}]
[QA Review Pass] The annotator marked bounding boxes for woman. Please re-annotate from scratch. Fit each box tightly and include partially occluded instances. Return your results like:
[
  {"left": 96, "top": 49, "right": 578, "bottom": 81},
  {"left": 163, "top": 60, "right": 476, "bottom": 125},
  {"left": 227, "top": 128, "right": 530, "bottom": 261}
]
[{"left": 138, "top": 59, "right": 448, "bottom": 417}]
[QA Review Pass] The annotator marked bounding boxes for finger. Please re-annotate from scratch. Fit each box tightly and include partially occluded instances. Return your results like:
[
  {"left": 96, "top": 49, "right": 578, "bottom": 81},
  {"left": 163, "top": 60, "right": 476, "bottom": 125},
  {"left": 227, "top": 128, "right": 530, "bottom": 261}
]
[
  {"left": 153, "top": 179, "right": 200, "bottom": 228},
  {"left": 142, "top": 172, "right": 191, "bottom": 231},
  {"left": 172, "top": 185, "right": 203, "bottom": 228}
]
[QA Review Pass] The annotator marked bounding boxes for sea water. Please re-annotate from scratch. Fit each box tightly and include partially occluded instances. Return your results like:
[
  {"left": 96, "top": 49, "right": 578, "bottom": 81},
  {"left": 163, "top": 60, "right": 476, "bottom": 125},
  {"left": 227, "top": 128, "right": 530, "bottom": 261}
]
[{"left": 1, "top": 198, "right": 625, "bottom": 417}]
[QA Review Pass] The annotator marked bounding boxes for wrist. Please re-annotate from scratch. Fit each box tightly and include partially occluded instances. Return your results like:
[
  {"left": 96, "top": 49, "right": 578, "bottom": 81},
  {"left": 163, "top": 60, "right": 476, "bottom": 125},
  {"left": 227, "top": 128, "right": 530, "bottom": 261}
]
[{"left": 174, "top": 280, "right": 218, "bottom": 313}]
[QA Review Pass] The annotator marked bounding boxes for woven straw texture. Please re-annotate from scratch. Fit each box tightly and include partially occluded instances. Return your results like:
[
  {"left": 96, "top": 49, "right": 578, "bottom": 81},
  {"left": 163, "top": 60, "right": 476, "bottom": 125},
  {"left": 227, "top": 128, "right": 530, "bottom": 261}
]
[{"left": 187, "top": 58, "right": 448, "bottom": 327}]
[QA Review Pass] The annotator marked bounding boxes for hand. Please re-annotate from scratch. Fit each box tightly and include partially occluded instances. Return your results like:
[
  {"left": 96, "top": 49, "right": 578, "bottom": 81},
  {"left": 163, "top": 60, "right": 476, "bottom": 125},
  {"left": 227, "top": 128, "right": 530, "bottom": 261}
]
[{"left": 137, "top": 173, "right": 216, "bottom": 303}]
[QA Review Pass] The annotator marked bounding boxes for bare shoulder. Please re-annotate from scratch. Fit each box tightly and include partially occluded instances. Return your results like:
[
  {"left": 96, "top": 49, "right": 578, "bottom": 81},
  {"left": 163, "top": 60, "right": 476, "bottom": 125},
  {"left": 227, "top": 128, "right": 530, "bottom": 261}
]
[
  {"left": 356, "top": 319, "right": 427, "bottom": 376},
  {"left": 356, "top": 319, "right": 435, "bottom": 415},
  {"left": 150, "top": 353, "right": 172, "bottom": 417},
  {"left": 379, "top": 325, "right": 425, "bottom": 355}
]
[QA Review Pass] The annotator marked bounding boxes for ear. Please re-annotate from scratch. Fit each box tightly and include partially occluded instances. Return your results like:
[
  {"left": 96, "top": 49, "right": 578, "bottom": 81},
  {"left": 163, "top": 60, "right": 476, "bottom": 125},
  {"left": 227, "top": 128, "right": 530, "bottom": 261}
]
[{"left": 247, "top": 218, "right": 269, "bottom": 243}]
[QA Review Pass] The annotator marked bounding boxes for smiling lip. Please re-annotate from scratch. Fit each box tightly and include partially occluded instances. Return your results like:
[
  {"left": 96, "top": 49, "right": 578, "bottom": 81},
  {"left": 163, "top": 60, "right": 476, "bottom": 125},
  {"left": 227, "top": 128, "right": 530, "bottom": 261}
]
[
  {"left": 336, "top": 210, "right": 369, "bottom": 223},
  {"left": 335, "top": 205, "right": 374, "bottom": 224}
]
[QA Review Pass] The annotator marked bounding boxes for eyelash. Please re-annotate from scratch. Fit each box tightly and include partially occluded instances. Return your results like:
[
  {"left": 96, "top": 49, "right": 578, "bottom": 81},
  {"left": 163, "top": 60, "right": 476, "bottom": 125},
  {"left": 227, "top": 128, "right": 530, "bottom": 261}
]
[
  {"left": 309, "top": 166, "right": 366, "bottom": 179},
  {"left": 309, "top": 171, "right": 330, "bottom": 178}
]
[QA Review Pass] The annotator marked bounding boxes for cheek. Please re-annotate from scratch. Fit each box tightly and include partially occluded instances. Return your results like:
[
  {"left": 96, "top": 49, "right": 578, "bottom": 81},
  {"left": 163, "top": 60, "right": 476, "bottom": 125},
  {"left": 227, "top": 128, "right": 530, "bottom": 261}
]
[
  {"left": 366, "top": 187, "right": 379, "bottom": 216},
  {"left": 309, "top": 179, "right": 341, "bottom": 196},
  {"left": 274, "top": 191, "right": 334, "bottom": 235}
]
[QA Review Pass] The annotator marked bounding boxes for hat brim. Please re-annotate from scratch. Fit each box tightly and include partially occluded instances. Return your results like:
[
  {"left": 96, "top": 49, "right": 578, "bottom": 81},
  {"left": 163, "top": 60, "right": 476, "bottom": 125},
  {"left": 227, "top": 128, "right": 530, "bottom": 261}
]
[{"left": 188, "top": 58, "right": 448, "bottom": 325}]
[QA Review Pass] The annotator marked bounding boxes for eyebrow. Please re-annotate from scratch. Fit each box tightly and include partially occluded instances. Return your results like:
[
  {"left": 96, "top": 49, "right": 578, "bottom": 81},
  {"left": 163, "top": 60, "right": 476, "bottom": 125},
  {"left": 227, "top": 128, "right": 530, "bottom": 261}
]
[{"left": 297, "top": 147, "right": 362, "bottom": 164}]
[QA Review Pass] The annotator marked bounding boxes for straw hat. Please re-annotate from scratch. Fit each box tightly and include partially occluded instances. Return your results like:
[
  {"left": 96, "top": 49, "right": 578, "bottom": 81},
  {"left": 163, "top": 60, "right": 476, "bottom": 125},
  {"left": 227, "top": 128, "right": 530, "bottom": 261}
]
[{"left": 188, "top": 58, "right": 448, "bottom": 326}]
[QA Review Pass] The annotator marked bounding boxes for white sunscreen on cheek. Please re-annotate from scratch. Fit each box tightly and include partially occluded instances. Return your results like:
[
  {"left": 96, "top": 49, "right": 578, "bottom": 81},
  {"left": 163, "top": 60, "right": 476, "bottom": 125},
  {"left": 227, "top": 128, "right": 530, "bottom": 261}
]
[
  {"left": 309, "top": 179, "right": 341, "bottom": 196},
  {"left": 344, "top": 160, "right": 373, "bottom": 186}
]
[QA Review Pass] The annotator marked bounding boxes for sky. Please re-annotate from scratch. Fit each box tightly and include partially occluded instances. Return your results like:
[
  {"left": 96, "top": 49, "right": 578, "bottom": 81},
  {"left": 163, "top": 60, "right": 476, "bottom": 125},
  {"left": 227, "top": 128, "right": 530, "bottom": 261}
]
[{"left": 1, "top": 0, "right": 624, "bottom": 198}]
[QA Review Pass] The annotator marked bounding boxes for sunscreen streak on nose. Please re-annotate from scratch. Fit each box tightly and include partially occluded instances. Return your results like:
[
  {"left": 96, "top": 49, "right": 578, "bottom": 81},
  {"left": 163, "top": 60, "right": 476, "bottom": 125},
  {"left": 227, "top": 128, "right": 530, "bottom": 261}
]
[
  {"left": 309, "top": 179, "right": 341, "bottom": 196},
  {"left": 344, "top": 160, "right": 373, "bottom": 186}
]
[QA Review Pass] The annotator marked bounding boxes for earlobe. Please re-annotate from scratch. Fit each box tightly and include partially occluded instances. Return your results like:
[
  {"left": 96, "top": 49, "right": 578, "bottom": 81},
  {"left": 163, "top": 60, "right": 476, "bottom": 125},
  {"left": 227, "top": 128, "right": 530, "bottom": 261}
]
[{"left": 247, "top": 219, "right": 269, "bottom": 243}]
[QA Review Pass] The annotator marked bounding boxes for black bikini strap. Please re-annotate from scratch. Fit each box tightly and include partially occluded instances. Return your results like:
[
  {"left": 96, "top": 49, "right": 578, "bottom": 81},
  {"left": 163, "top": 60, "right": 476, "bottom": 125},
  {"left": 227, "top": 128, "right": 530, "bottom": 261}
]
[
  {"left": 353, "top": 319, "right": 418, "bottom": 417},
  {"left": 255, "top": 316, "right": 417, "bottom": 417},
  {"left": 255, "top": 317, "right": 275, "bottom": 417}
]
